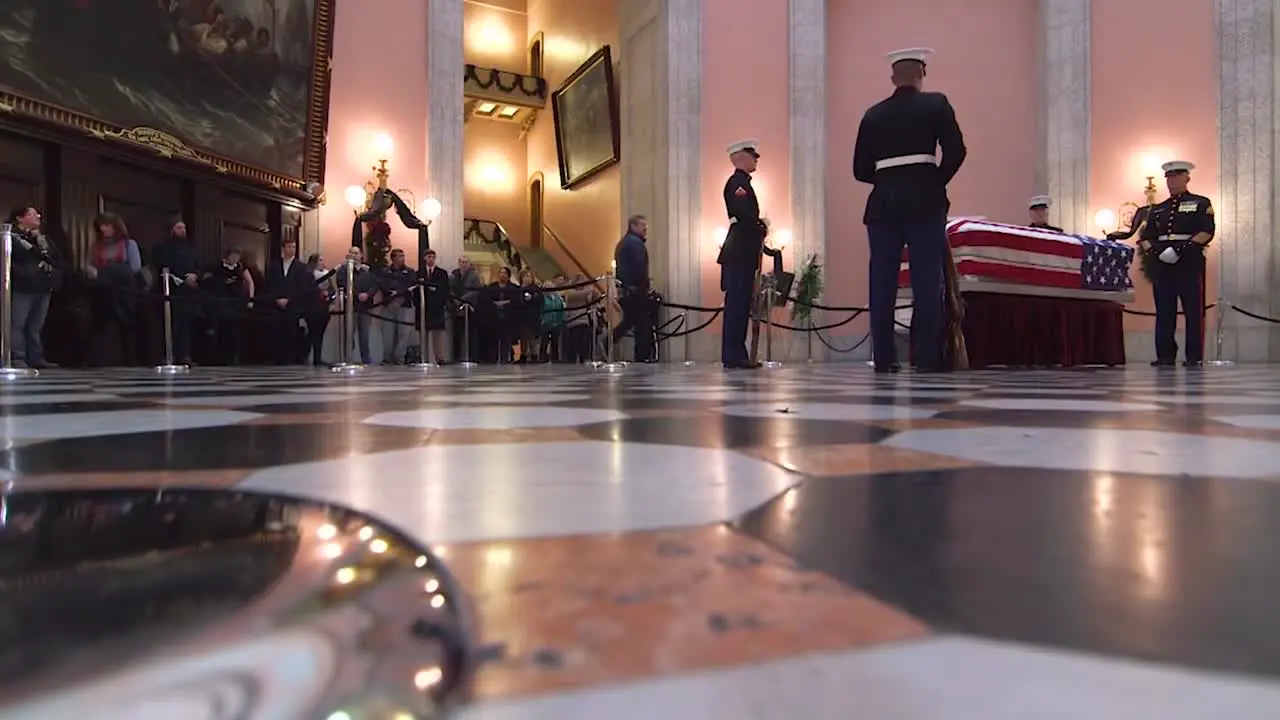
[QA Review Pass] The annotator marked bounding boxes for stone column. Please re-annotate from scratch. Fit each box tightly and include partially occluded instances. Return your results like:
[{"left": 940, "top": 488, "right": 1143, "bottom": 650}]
[
  {"left": 1216, "top": 0, "right": 1276, "bottom": 361},
  {"left": 1038, "top": 0, "right": 1090, "bottom": 235},
  {"left": 789, "top": 0, "right": 825, "bottom": 360},
  {"left": 619, "top": 0, "right": 703, "bottom": 360},
  {"left": 426, "top": 0, "right": 465, "bottom": 264}
]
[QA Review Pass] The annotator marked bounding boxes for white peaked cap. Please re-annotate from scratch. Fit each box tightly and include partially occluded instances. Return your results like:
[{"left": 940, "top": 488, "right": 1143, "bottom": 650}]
[
  {"left": 1161, "top": 160, "right": 1195, "bottom": 173},
  {"left": 1029, "top": 195, "right": 1052, "bottom": 208},
  {"left": 886, "top": 48, "right": 934, "bottom": 67},
  {"left": 726, "top": 139, "right": 759, "bottom": 156}
]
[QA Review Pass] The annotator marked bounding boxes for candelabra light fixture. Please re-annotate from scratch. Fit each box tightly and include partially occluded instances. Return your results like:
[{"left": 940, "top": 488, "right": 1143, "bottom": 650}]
[
  {"left": 343, "top": 133, "right": 435, "bottom": 219},
  {"left": 1094, "top": 175, "right": 1159, "bottom": 236}
]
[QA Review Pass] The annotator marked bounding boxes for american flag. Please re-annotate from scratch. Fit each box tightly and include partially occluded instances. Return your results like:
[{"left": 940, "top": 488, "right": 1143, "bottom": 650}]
[
  {"left": 1077, "top": 236, "right": 1135, "bottom": 292},
  {"left": 898, "top": 219, "right": 1134, "bottom": 292}
]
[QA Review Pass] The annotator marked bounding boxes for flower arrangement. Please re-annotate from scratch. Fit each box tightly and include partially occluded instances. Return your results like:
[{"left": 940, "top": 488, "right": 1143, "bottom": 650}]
[{"left": 792, "top": 253, "right": 823, "bottom": 323}]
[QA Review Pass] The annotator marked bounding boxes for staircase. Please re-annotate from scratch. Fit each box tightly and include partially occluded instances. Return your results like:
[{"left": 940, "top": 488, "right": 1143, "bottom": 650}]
[{"left": 462, "top": 217, "right": 598, "bottom": 282}]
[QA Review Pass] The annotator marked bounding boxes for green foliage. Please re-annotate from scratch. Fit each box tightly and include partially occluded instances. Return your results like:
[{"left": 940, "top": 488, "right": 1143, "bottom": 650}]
[{"left": 792, "top": 253, "right": 823, "bottom": 323}]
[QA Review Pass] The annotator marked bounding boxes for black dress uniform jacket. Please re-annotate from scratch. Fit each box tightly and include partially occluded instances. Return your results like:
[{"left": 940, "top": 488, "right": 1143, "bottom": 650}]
[
  {"left": 852, "top": 87, "right": 967, "bottom": 223},
  {"left": 715, "top": 169, "right": 767, "bottom": 269},
  {"left": 1139, "top": 192, "right": 1215, "bottom": 259},
  {"left": 1029, "top": 222, "right": 1064, "bottom": 232}
]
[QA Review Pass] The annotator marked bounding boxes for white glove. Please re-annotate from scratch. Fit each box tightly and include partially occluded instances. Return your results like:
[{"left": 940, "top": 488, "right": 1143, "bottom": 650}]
[{"left": 1158, "top": 247, "right": 1179, "bottom": 264}]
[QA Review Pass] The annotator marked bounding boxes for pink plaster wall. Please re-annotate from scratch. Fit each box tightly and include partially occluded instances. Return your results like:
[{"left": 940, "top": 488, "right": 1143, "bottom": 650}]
[
  {"left": 1091, "top": 0, "right": 1218, "bottom": 328},
  {"left": 699, "top": 0, "right": 791, "bottom": 312},
  {"left": 525, "top": 0, "right": 620, "bottom": 275},
  {"left": 320, "top": 0, "right": 429, "bottom": 263},
  {"left": 823, "top": 0, "right": 1038, "bottom": 337},
  {"left": 464, "top": 0, "right": 529, "bottom": 72}
]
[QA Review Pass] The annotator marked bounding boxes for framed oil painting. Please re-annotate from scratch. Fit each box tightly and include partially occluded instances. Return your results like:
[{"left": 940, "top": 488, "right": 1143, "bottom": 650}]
[
  {"left": 0, "top": 0, "right": 335, "bottom": 192},
  {"left": 550, "top": 45, "right": 620, "bottom": 190}
]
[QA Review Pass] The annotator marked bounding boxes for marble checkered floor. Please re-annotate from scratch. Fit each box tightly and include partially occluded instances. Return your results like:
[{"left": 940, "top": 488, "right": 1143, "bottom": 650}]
[{"left": 7, "top": 362, "right": 1280, "bottom": 717}]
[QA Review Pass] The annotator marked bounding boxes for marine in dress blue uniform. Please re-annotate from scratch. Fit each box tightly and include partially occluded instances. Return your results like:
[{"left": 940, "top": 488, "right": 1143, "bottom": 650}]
[
  {"left": 1028, "top": 195, "right": 1064, "bottom": 232},
  {"left": 853, "top": 47, "right": 967, "bottom": 373},
  {"left": 1139, "top": 160, "right": 1215, "bottom": 367},
  {"left": 715, "top": 139, "right": 768, "bottom": 369}
]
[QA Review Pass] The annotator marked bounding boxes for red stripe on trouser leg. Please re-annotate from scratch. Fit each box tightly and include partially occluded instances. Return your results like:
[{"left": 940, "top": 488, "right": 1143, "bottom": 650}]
[{"left": 1199, "top": 262, "right": 1207, "bottom": 355}]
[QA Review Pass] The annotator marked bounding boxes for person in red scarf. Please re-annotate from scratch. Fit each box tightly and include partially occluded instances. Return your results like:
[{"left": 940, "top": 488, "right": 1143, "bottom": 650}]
[{"left": 84, "top": 212, "right": 143, "bottom": 366}]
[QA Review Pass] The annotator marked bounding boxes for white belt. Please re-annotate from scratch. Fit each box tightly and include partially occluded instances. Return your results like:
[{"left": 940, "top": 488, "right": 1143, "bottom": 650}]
[
  {"left": 874, "top": 154, "right": 937, "bottom": 170},
  {"left": 1157, "top": 234, "right": 1192, "bottom": 241}
]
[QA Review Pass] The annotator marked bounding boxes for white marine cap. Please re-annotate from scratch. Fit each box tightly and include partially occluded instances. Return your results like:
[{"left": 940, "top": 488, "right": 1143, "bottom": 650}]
[
  {"left": 1161, "top": 160, "right": 1195, "bottom": 174},
  {"left": 886, "top": 47, "right": 934, "bottom": 67},
  {"left": 726, "top": 139, "right": 759, "bottom": 157},
  {"left": 1029, "top": 195, "right": 1052, "bottom": 209}
]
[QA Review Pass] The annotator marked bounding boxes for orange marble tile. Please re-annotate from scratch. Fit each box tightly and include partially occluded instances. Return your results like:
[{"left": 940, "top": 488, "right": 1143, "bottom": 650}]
[
  {"left": 7, "top": 469, "right": 251, "bottom": 490},
  {"left": 430, "top": 427, "right": 585, "bottom": 445},
  {"left": 741, "top": 443, "right": 983, "bottom": 477},
  {"left": 440, "top": 526, "right": 928, "bottom": 700}
]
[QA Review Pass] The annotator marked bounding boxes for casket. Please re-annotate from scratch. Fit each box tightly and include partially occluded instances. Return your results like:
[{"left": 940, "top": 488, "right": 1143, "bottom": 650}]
[{"left": 898, "top": 218, "right": 1135, "bottom": 292}]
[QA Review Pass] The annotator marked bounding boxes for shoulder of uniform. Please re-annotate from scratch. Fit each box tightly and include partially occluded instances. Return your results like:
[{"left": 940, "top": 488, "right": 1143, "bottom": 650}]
[
  {"left": 922, "top": 91, "right": 951, "bottom": 105},
  {"left": 1192, "top": 193, "right": 1212, "bottom": 203}
]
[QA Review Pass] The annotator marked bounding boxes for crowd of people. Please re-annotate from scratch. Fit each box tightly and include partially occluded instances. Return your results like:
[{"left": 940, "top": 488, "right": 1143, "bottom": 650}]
[{"left": 4, "top": 204, "right": 641, "bottom": 368}]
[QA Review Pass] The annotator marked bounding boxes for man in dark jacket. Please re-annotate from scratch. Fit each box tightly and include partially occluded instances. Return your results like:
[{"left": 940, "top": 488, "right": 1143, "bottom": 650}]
[
  {"left": 8, "top": 205, "right": 63, "bottom": 368},
  {"left": 151, "top": 218, "right": 201, "bottom": 365},
  {"left": 335, "top": 246, "right": 378, "bottom": 364},
  {"left": 265, "top": 238, "right": 312, "bottom": 364},
  {"left": 611, "top": 214, "right": 654, "bottom": 362}
]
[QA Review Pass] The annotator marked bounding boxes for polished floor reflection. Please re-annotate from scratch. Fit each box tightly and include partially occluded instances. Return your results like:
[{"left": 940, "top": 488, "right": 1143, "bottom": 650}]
[{"left": 6, "top": 363, "right": 1280, "bottom": 717}]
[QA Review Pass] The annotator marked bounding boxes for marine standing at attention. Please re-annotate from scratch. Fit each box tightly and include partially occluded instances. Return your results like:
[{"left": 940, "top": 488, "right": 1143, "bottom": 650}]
[
  {"left": 1138, "top": 160, "right": 1215, "bottom": 367},
  {"left": 1028, "top": 195, "right": 1064, "bottom": 232},
  {"left": 853, "top": 48, "right": 966, "bottom": 373},
  {"left": 716, "top": 139, "right": 767, "bottom": 369}
]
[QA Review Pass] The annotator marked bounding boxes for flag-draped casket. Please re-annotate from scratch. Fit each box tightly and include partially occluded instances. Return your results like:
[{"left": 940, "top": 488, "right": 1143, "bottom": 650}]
[{"left": 898, "top": 218, "right": 1135, "bottom": 292}]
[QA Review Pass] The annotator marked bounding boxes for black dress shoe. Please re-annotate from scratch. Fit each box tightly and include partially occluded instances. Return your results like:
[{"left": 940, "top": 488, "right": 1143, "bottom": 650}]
[
  {"left": 724, "top": 361, "right": 761, "bottom": 369},
  {"left": 873, "top": 363, "right": 901, "bottom": 374},
  {"left": 1150, "top": 359, "right": 1176, "bottom": 367}
]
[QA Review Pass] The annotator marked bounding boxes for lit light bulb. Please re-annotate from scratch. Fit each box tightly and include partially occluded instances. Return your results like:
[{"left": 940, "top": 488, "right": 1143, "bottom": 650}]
[
  {"left": 774, "top": 228, "right": 792, "bottom": 249},
  {"left": 343, "top": 185, "right": 367, "bottom": 210},
  {"left": 1094, "top": 208, "right": 1117, "bottom": 233},
  {"left": 422, "top": 197, "right": 442, "bottom": 221},
  {"left": 373, "top": 132, "right": 394, "bottom": 159},
  {"left": 713, "top": 226, "right": 726, "bottom": 249}
]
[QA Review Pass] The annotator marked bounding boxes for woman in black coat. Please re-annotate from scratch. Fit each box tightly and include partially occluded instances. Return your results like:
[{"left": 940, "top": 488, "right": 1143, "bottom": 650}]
[{"left": 8, "top": 205, "right": 64, "bottom": 368}]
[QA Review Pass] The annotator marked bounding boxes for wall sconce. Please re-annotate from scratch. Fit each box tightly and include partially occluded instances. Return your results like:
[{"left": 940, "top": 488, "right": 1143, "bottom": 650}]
[
  {"left": 773, "top": 228, "right": 792, "bottom": 250},
  {"left": 1097, "top": 175, "right": 1160, "bottom": 237},
  {"left": 713, "top": 226, "right": 726, "bottom": 249},
  {"left": 344, "top": 132, "right": 422, "bottom": 216}
]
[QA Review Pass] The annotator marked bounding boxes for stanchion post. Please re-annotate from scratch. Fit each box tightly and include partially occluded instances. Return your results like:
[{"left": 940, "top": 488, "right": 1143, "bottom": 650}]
[
  {"left": 593, "top": 273, "right": 626, "bottom": 371},
  {"left": 408, "top": 283, "right": 434, "bottom": 370},
  {"left": 0, "top": 223, "right": 36, "bottom": 378},
  {"left": 682, "top": 312, "right": 695, "bottom": 366},
  {"left": 331, "top": 259, "right": 364, "bottom": 373},
  {"left": 762, "top": 276, "right": 782, "bottom": 368},
  {"left": 458, "top": 304, "right": 477, "bottom": 368},
  {"left": 154, "top": 267, "right": 189, "bottom": 374},
  {"left": 806, "top": 316, "right": 815, "bottom": 363},
  {"left": 1204, "top": 239, "right": 1234, "bottom": 367}
]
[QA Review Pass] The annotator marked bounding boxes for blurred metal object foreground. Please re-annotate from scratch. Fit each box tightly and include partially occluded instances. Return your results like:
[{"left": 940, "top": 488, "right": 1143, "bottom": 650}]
[{"left": 0, "top": 487, "right": 479, "bottom": 719}]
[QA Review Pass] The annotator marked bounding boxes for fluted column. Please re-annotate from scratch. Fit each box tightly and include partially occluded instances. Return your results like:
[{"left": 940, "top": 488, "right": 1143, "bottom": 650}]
[
  {"left": 789, "top": 0, "right": 825, "bottom": 359},
  {"left": 1038, "top": 0, "right": 1090, "bottom": 235},
  {"left": 619, "top": 0, "right": 702, "bottom": 360},
  {"left": 1216, "top": 0, "right": 1276, "bottom": 361},
  {"left": 427, "top": 0, "right": 465, "bottom": 264}
]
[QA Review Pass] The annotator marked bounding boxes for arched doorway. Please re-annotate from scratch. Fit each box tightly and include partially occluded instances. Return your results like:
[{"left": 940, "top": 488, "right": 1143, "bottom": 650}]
[
  {"left": 528, "top": 172, "right": 544, "bottom": 248},
  {"left": 528, "top": 32, "right": 544, "bottom": 78}
]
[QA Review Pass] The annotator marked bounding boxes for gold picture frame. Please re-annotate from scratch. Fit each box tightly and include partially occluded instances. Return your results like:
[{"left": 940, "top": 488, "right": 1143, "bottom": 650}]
[{"left": 550, "top": 45, "right": 620, "bottom": 190}]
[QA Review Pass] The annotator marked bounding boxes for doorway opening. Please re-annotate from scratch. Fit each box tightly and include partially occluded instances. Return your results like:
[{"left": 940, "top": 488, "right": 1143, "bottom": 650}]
[
  {"left": 528, "top": 32, "right": 544, "bottom": 78},
  {"left": 528, "top": 172, "right": 544, "bottom": 248}
]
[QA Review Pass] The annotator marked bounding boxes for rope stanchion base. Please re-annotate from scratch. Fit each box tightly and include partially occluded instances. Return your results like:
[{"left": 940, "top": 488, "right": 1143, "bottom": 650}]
[
  {"left": 330, "top": 362, "right": 365, "bottom": 374},
  {"left": 407, "top": 361, "right": 438, "bottom": 371},
  {"left": 592, "top": 360, "right": 627, "bottom": 373},
  {"left": 457, "top": 360, "right": 478, "bottom": 369},
  {"left": 154, "top": 364, "right": 189, "bottom": 375},
  {"left": 0, "top": 366, "right": 37, "bottom": 379},
  {"left": 762, "top": 360, "right": 783, "bottom": 369},
  {"left": 1203, "top": 360, "right": 1235, "bottom": 367}
]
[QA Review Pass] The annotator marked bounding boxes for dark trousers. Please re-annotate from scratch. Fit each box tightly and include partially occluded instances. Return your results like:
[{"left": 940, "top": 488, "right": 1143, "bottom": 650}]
[
  {"left": 1153, "top": 257, "right": 1206, "bottom": 362},
  {"left": 614, "top": 293, "right": 654, "bottom": 361},
  {"left": 720, "top": 264, "right": 754, "bottom": 365},
  {"left": 868, "top": 217, "right": 947, "bottom": 370},
  {"left": 170, "top": 307, "right": 195, "bottom": 363},
  {"left": 305, "top": 311, "right": 328, "bottom": 364}
]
